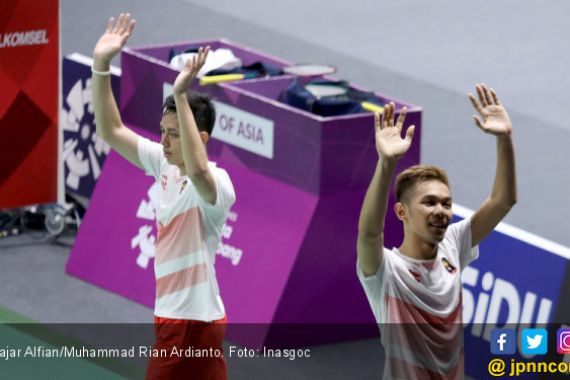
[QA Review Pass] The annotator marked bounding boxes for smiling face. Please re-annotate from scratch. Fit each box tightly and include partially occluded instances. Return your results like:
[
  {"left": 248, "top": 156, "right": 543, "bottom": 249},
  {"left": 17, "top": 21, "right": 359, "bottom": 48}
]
[{"left": 396, "top": 179, "right": 453, "bottom": 244}]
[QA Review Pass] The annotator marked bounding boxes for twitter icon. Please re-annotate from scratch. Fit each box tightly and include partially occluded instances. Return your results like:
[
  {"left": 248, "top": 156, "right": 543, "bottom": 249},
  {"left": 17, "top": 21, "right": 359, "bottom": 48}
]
[{"left": 521, "top": 328, "right": 548, "bottom": 355}]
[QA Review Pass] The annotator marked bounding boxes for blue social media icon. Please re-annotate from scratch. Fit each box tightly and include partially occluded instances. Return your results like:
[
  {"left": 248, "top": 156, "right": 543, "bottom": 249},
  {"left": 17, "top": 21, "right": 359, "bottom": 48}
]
[
  {"left": 490, "top": 329, "right": 516, "bottom": 355},
  {"left": 521, "top": 328, "right": 548, "bottom": 355}
]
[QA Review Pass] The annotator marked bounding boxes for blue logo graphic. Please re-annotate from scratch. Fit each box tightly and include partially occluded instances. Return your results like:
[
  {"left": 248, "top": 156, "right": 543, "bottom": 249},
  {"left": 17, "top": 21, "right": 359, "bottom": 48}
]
[
  {"left": 490, "top": 329, "right": 516, "bottom": 355},
  {"left": 521, "top": 328, "right": 548, "bottom": 355}
]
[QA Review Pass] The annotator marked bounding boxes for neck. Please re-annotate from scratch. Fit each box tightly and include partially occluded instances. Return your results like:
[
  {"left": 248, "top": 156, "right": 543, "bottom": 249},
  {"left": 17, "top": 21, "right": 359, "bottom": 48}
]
[
  {"left": 177, "top": 164, "right": 186, "bottom": 177},
  {"left": 399, "top": 233, "right": 438, "bottom": 260}
]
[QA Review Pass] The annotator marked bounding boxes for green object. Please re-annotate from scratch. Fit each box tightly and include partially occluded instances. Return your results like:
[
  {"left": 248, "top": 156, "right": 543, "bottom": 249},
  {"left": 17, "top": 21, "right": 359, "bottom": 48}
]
[{"left": 0, "top": 306, "right": 144, "bottom": 379}]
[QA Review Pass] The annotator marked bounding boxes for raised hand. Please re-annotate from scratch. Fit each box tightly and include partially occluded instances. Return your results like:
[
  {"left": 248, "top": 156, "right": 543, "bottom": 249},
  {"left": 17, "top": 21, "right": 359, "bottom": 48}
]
[
  {"left": 93, "top": 13, "right": 135, "bottom": 65},
  {"left": 374, "top": 102, "right": 415, "bottom": 160},
  {"left": 468, "top": 84, "right": 512, "bottom": 137},
  {"left": 173, "top": 46, "right": 210, "bottom": 96}
]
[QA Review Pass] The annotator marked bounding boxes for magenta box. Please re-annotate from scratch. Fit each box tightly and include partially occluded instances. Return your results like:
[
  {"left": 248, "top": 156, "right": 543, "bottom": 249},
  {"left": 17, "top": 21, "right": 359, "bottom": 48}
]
[
  {"left": 215, "top": 75, "right": 421, "bottom": 194},
  {"left": 119, "top": 38, "right": 292, "bottom": 136}
]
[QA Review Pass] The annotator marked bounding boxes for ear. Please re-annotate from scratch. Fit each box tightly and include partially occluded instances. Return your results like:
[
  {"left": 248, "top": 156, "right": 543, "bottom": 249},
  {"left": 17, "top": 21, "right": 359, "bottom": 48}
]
[
  {"left": 199, "top": 131, "right": 210, "bottom": 144},
  {"left": 394, "top": 202, "right": 407, "bottom": 223}
]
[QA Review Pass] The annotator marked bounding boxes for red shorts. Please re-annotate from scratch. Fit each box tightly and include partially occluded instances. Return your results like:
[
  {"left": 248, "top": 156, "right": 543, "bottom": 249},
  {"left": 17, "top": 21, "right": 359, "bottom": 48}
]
[{"left": 145, "top": 315, "right": 227, "bottom": 380}]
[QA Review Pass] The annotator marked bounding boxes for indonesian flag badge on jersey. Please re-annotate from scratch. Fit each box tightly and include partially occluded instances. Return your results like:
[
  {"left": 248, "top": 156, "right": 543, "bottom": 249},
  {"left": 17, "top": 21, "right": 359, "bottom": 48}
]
[{"left": 441, "top": 257, "right": 457, "bottom": 275}]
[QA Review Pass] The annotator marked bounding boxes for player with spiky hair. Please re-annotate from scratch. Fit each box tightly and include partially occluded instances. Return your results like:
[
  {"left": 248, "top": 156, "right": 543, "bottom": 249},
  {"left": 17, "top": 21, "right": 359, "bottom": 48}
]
[{"left": 357, "top": 85, "right": 516, "bottom": 378}]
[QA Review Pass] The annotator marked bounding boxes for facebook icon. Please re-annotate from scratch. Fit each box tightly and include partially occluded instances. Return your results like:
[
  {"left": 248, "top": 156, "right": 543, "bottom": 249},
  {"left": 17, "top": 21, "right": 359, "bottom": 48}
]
[{"left": 490, "top": 329, "right": 517, "bottom": 355}]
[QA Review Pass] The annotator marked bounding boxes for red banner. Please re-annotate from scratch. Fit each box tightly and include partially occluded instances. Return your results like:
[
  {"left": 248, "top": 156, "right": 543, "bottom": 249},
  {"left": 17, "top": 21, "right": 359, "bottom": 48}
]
[{"left": 0, "top": 0, "right": 59, "bottom": 208}]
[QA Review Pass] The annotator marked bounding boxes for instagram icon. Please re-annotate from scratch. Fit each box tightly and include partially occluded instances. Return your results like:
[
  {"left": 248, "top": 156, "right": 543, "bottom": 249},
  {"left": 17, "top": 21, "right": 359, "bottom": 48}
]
[{"left": 557, "top": 328, "right": 570, "bottom": 354}]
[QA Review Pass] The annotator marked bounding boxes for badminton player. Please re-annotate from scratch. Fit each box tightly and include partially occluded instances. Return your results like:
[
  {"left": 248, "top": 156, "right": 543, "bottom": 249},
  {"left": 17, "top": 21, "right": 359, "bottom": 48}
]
[
  {"left": 357, "top": 85, "right": 516, "bottom": 378},
  {"left": 91, "top": 13, "right": 235, "bottom": 379}
]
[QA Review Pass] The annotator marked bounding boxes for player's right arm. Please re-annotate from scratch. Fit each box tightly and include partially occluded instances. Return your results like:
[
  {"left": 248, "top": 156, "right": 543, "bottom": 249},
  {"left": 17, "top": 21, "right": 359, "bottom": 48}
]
[
  {"left": 92, "top": 13, "right": 142, "bottom": 169},
  {"left": 357, "top": 103, "right": 415, "bottom": 277}
]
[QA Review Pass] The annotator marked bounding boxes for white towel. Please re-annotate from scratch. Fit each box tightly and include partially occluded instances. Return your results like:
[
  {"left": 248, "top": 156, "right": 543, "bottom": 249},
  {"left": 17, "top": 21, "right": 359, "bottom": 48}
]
[{"left": 169, "top": 48, "right": 242, "bottom": 78}]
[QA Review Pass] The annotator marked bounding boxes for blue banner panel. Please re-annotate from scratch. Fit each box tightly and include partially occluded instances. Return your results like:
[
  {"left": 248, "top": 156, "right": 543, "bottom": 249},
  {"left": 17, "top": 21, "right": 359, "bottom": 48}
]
[{"left": 455, "top": 206, "right": 570, "bottom": 380}]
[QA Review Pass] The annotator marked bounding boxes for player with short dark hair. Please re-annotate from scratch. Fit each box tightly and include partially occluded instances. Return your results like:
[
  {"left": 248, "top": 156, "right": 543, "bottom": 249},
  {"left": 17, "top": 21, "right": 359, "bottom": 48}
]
[
  {"left": 162, "top": 92, "right": 216, "bottom": 136},
  {"left": 91, "top": 13, "right": 235, "bottom": 379}
]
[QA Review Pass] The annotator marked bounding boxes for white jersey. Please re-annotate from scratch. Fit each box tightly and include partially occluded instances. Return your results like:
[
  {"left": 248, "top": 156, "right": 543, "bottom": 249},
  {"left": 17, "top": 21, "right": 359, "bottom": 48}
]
[
  {"left": 138, "top": 137, "right": 235, "bottom": 321},
  {"left": 358, "top": 219, "right": 479, "bottom": 379}
]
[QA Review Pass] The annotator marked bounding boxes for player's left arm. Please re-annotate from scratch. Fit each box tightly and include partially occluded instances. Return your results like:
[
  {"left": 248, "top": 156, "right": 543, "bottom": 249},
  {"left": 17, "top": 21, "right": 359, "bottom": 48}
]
[
  {"left": 172, "top": 46, "right": 218, "bottom": 205},
  {"left": 468, "top": 84, "right": 517, "bottom": 247}
]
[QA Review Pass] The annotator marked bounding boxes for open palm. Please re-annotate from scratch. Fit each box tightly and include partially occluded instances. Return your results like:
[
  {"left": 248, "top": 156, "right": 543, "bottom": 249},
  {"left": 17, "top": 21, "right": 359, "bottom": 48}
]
[
  {"left": 375, "top": 102, "right": 415, "bottom": 160},
  {"left": 468, "top": 84, "right": 512, "bottom": 136},
  {"left": 93, "top": 13, "right": 135, "bottom": 63},
  {"left": 173, "top": 46, "right": 210, "bottom": 95}
]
